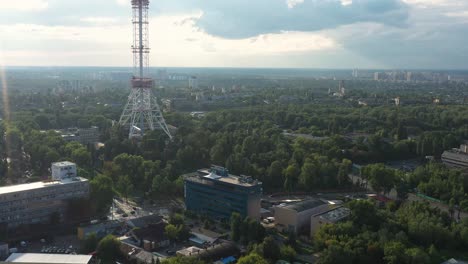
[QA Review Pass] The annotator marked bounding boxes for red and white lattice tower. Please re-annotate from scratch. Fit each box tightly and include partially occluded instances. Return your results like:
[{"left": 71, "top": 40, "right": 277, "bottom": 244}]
[{"left": 119, "top": 0, "right": 172, "bottom": 139}]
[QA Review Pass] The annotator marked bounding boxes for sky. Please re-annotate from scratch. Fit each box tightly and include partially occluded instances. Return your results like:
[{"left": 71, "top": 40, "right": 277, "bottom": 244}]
[{"left": 0, "top": 0, "right": 467, "bottom": 69}]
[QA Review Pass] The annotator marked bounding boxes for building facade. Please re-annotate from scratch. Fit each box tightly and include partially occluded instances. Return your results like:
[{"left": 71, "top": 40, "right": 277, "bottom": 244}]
[
  {"left": 54, "top": 127, "right": 100, "bottom": 145},
  {"left": 0, "top": 162, "right": 89, "bottom": 229},
  {"left": 442, "top": 143, "right": 468, "bottom": 170},
  {"left": 184, "top": 166, "right": 262, "bottom": 220},
  {"left": 274, "top": 199, "right": 333, "bottom": 234},
  {"left": 310, "top": 206, "right": 350, "bottom": 237}
]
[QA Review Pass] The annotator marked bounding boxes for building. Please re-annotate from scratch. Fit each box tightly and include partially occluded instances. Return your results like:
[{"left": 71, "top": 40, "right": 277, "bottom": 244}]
[
  {"left": 177, "top": 246, "right": 204, "bottom": 257},
  {"left": 442, "top": 143, "right": 468, "bottom": 170},
  {"left": 54, "top": 127, "right": 100, "bottom": 145},
  {"left": 374, "top": 72, "right": 381, "bottom": 81},
  {"left": 441, "top": 259, "right": 468, "bottom": 264},
  {"left": 0, "top": 242, "right": 8, "bottom": 260},
  {"left": 51, "top": 161, "right": 77, "bottom": 180},
  {"left": 177, "top": 240, "right": 239, "bottom": 263},
  {"left": 76, "top": 126, "right": 100, "bottom": 145},
  {"left": 5, "top": 253, "right": 93, "bottom": 264},
  {"left": 310, "top": 207, "right": 350, "bottom": 237},
  {"left": 189, "top": 227, "right": 223, "bottom": 247},
  {"left": 184, "top": 166, "right": 262, "bottom": 220},
  {"left": 130, "top": 221, "right": 170, "bottom": 251},
  {"left": 77, "top": 220, "right": 121, "bottom": 240},
  {"left": 0, "top": 162, "right": 89, "bottom": 229},
  {"left": 274, "top": 199, "right": 333, "bottom": 234},
  {"left": 127, "top": 214, "right": 163, "bottom": 229},
  {"left": 189, "top": 76, "right": 198, "bottom": 90}
]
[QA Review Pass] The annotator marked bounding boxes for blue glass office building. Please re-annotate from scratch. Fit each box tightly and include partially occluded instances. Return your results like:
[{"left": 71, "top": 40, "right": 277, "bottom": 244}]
[{"left": 184, "top": 166, "right": 262, "bottom": 220}]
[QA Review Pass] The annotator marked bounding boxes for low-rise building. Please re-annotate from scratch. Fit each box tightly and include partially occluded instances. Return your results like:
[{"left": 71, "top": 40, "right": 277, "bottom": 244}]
[
  {"left": 77, "top": 220, "right": 121, "bottom": 240},
  {"left": 274, "top": 198, "right": 333, "bottom": 234},
  {"left": 184, "top": 166, "right": 262, "bottom": 220},
  {"left": 0, "top": 162, "right": 89, "bottom": 229},
  {"left": 310, "top": 207, "right": 351, "bottom": 237},
  {"left": 53, "top": 127, "right": 100, "bottom": 145},
  {"left": 442, "top": 143, "right": 468, "bottom": 170},
  {"left": 441, "top": 259, "right": 468, "bottom": 264},
  {"left": 177, "top": 240, "right": 239, "bottom": 263},
  {"left": 5, "top": 253, "right": 93, "bottom": 264},
  {"left": 130, "top": 221, "right": 170, "bottom": 250},
  {"left": 0, "top": 242, "right": 8, "bottom": 260}
]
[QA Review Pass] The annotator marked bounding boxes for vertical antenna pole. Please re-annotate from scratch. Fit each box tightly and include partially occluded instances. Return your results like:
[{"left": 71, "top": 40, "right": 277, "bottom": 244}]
[{"left": 138, "top": 1, "right": 144, "bottom": 78}]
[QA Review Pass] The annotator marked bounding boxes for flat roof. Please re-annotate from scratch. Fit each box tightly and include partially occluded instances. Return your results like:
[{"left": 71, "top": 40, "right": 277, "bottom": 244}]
[
  {"left": 315, "top": 207, "right": 350, "bottom": 222},
  {"left": 0, "top": 177, "right": 88, "bottom": 195},
  {"left": 6, "top": 253, "right": 92, "bottom": 264},
  {"left": 52, "top": 161, "right": 76, "bottom": 167},
  {"left": 279, "top": 199, "right": 326, "bottom": 212},
  {"left": 185, "top": 169, "right": 262, "bottom": 187}
]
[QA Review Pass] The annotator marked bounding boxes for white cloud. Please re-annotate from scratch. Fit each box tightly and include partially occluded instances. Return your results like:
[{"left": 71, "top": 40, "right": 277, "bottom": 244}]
[
  {"left": 116, "top": 0, "right": 129, "bottom": 6},
  {"left": 340, "top": 0, "right": 353, "bottom": 6},
  {"left": 445, "top": 11, "right": 468, "bottom": 17},
  {"left": 402, "top": 0, "right": 465, "bottom": 8},
  {"left": 0, "top": 13, "right": 337, "bottom": 67},
  {"left": 0, "top": 0, "right": 48, "bottom": 11},
  {"left": 286, "top": 0, "right": 304, "bottom": 9},
  {"left": 80, "top": 17, "right": 120, "bottom": 25}
]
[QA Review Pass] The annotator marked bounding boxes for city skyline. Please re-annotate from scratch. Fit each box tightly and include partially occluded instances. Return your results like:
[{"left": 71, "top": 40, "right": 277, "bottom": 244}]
[{"left": 0, "top": 0, "right": 467, "bottom": 69}]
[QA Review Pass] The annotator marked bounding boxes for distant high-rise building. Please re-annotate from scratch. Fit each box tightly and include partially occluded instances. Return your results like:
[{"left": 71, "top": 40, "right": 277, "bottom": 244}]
[
  {"left": 374, "top": 72, "right": 380, "bottom": 81},
  {"left": 339, "top": 80, "right": 345, "bottom": 96},
  {"left": 406, "top": 72, "right": 412, "bottom": 82},
  {"left": 352, "top": 69, "right": 359, "bottom": 78},
  {"left": 189, "top": 76, "right": 198, "bottom": 90}
]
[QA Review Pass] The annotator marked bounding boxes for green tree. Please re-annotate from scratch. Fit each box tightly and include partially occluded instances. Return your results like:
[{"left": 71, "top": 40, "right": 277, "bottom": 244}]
[
  {"left": 284, "top": 163, "right": 300, "bottom": 193},
  {"left": 165, "top": 224, "right": 179, "bottom": 242},
  {"left": 89, "top": 175, "right": 114, "bottom": 215},
  {"left": 383, "top": 241, "right": 406, "bottom": 264},
  {"left": 237, "top": 253, "right": 268, "bottom": 264},
  {"left": 97, "top": 235, "right": 122, "bottom": 263},
  {"left": 117, "top": 175, "right": 133, "bottom": 202},
  {"left": 81, "top": 233, "right": 98, "bottom": 254},
  {"left": 230, "top": 212, "right": 242, "bottom": 242},
  {"left": 261, "top": 236, "right": 280, "bottom": 261},
  {"left": 280, "top": 245, "right": 297, "bottom": 262}
]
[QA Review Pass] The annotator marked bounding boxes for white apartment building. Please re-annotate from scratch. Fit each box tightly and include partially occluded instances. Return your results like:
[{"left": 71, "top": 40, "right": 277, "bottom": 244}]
[{"left": 0, "top": 162, "right": 89, "bottom": 229}]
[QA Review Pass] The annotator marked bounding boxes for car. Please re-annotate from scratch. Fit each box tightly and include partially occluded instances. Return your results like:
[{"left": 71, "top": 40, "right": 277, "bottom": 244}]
[
  {"left": 130, "top": 211, "right": 135, "bottom": 215},
  {"left": 122, "top": 213, "right": 128, "bottom": 217},
  {"left": 166, "top": 250, "right": 175, "bottom": 256}
]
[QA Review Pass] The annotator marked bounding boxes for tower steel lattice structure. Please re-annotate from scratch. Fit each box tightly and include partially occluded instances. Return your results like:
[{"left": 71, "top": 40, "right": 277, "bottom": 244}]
[{"left": 119, "top": 0, "right": 172, "bottom": 139}]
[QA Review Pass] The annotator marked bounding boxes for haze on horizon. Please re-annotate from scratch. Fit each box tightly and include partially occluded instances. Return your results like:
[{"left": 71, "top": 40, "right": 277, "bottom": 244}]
[{"left": 0, "top": 0, "right": 467, "bottom": 69}]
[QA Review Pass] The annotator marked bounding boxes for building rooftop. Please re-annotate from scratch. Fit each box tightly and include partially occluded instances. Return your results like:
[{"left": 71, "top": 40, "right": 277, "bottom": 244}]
[
  {"left": 127, "top": 214, "right": 163, "bottom": 228},
  {"left": 0, "top": 177, "right": 88, "bottom": 195},
  {"left": 5, "top": 253, "right": 92, "bottom": 264},
  {"left": 442, "top": 259, "right": 468, "bottom": 264},
  {"left": 315, "top": 207, "right": 351, "bottom": 223},
  {"left": 52, "top": 161, "right": 76, "bottom": 167},
  {"left": 279, "top": 199, "right": 327, "bottom": 213},
  {"left": 177, "top": 246, "right": 204, "bottom": 257},
  {"left": 185, "top": 167, "right": 262, "bottom": 187},
  {"left": 132, "top": 222, "right": 167, "bottom": 242}
]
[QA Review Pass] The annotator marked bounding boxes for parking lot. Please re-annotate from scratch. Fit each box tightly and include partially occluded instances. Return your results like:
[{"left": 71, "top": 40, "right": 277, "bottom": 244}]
[{"left": 12, "top": 235, "right": 81, "bottom": 255}]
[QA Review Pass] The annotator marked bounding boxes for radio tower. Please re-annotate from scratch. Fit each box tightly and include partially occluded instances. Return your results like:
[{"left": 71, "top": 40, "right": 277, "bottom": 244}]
[{"left": 119, "top": 0, "right": 172, "bottom": 139}]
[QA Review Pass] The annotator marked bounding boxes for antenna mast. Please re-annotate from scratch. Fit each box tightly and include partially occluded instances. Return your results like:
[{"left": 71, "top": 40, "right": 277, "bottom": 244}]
[{"left": 119, "top": 0, "right": 172, "bottom": 140}]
